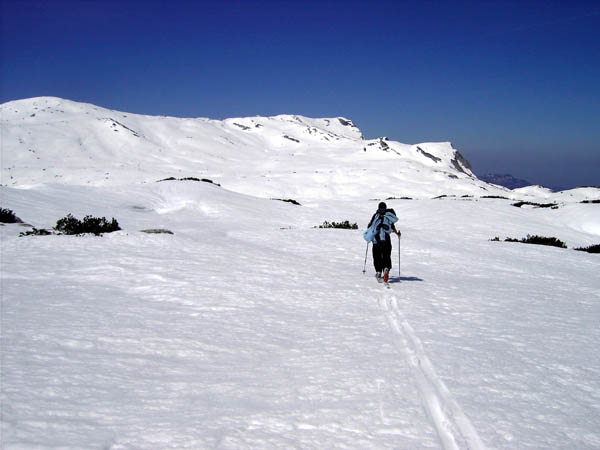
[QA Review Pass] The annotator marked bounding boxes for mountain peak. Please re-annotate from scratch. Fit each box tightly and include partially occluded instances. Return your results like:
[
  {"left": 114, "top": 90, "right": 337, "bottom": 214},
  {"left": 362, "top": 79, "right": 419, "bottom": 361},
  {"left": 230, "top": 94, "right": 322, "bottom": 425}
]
[{"left": 2, "top": 97, "right": 500, "bottom": 199}]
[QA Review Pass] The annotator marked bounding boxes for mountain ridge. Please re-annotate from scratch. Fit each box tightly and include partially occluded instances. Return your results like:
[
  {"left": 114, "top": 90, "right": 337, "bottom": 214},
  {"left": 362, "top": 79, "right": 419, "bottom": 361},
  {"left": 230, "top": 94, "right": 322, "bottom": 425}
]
[{"left": 2, "top": 97, "right": 598, "bottom": 203}]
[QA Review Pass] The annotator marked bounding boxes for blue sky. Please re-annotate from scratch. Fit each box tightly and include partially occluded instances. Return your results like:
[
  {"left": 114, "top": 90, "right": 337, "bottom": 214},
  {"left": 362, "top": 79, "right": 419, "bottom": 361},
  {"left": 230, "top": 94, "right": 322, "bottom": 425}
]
[{"left": 1, "top": 0, "right": 599, "bottom": 189}]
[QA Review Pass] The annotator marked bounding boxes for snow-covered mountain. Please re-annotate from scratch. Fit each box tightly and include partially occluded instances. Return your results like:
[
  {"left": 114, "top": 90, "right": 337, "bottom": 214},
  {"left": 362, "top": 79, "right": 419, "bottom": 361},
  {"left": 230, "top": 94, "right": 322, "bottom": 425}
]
[
  {"left": 2, "top": 97, "right": 499, "bottom": 200},
  {"left": 1, "top": 97, "right": 599, "bottom": 449}
]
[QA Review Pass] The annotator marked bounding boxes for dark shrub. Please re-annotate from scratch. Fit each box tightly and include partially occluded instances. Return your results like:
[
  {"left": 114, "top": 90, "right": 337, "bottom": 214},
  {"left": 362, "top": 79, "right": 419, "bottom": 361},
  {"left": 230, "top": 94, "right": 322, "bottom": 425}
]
[
  {"left": 496, "top": 234, "right": 567, "bottom": 248},
  {"left": 1, "top": 208, "right": 19, "bottom": 223},
  {"left": 318, "top": 220, "right": 358, "bottom": 230},
  {"left": 574, "top": 244, "right": 600, "bottom": 253},
  {"left": 512, "top": 201, "right": 558, "bottom": 209},
  {"left": 504, "top": 237, "right": 520, "bottom": 243},
  {"left": 157, "top": 177, "right": 221, "bottom": 186},
  {"left": 19, "top": 228, "right": 52, "bottom": 237},
  {"left": 54, "top": 214, "right": 121, "bottom": 235},
  {"left": 520, "top": 235, "right": 567, "bottom": 248},
  {"left": 273, "top": 198, "right": 301, "bottom": 206}
]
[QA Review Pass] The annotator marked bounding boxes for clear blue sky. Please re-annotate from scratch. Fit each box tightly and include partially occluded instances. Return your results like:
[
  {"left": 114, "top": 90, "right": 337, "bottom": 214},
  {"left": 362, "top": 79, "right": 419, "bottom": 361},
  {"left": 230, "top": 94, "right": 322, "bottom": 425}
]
[{"left": 2, "top": 0, "right": 599, "bottom": 189}]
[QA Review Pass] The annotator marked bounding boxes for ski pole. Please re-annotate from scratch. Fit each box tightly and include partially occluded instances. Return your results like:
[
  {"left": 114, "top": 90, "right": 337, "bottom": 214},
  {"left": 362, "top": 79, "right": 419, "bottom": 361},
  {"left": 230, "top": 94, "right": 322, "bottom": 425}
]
[
  {"left": 398, "top": 232, "right": 401, "bottom": 278},
  {"left": 362, "top": 242, "right": 370, "bottom": 274}
]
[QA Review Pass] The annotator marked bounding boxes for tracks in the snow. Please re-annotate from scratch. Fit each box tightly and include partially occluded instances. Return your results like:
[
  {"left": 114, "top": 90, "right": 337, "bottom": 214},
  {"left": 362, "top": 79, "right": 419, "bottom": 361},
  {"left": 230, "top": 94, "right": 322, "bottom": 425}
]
[{"left": 379, "top": 293, "right": 487, "bottom": 450}]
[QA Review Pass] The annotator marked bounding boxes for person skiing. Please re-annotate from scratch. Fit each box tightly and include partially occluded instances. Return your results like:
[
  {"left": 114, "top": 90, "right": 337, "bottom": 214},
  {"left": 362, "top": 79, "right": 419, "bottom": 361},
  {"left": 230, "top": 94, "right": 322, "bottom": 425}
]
[{"left": 363, "top": 201, "right": 401, "bottom": 283}]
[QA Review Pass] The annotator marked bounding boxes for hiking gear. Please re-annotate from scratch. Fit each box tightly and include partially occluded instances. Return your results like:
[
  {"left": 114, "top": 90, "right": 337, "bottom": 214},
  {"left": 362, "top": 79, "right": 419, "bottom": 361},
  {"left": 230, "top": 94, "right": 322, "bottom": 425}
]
[
  {"left": 375, "top": 272, "right": 382, "bottom": 283},
  {"left": 383, "top": 268, "right": 390, "bottom": 283},
  {"left": 362, "top": 242, "right": 370, "bottom": 274},
  {"left": 398, "top": 233, "right": 401, "bottom": 278},
  {"left": 372, "top": 239, "right": 392, "bottom": 273},
  {"left": 363, "top": 210, "right": 398, "bottom": 243}
]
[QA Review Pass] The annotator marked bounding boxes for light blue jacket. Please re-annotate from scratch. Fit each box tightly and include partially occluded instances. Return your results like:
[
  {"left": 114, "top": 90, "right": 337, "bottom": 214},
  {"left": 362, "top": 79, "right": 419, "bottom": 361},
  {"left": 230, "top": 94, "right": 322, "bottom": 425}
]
[{"left": 363, "top": 211, "right": 398, "bottom": 243}]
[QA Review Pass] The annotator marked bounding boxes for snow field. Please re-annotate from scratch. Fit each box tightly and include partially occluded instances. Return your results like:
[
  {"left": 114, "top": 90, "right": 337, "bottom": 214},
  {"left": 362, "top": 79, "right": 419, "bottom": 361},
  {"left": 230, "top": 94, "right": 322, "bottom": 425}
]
[
  {"left": 2, "top": 180, "right": 599, "bottom": 449},
  {"left": 2, "top": 210, "right": 435, "bottom": 447}
]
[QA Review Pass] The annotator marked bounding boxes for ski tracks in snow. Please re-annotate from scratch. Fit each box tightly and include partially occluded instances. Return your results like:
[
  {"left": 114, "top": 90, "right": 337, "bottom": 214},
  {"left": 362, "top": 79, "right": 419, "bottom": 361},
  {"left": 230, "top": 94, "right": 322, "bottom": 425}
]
[{"left": 379, "top": 293, "right": 487, "bottom": 450}]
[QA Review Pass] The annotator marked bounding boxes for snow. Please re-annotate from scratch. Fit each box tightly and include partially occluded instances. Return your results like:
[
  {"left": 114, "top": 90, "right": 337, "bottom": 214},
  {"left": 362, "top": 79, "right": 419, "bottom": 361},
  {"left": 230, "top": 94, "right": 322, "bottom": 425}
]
[
  {"left": 1, "top": 98, "right": 600, "bottom": 449},
  {"left": 1, "top": 97, "right": 492, "bottom": 199}
]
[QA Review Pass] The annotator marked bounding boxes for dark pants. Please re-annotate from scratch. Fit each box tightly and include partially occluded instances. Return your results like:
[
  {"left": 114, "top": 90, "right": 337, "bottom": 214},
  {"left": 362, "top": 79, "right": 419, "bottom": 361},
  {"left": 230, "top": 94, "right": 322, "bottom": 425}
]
[{"left": 372, "top": 238, "right": 392, "bottom": 273}]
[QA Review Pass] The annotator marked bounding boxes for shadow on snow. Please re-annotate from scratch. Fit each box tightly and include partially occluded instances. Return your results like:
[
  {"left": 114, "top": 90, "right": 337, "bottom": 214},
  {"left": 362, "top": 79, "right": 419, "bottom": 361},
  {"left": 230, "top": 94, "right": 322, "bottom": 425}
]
[{"left": 388, "top": 276, "right": 424, "bottom": 283}]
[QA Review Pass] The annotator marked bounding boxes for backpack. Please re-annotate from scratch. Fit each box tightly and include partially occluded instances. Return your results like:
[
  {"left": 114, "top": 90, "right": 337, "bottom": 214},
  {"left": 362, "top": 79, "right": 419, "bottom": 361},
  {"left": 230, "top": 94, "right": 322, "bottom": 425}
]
[{"left": 363, "top": 209, "right": 398, "bottom": 243}]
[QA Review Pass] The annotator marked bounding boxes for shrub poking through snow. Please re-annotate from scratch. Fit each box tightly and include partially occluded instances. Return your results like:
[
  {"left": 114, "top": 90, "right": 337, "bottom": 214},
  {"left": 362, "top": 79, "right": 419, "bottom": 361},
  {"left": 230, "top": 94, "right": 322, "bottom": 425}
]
[
  {"left": 273, "top": 198, "right": 301, "bottom": 206},
  {"left": 493, "top": 235, "right": 567, "bottom": 249},
  {"left": 318, "top": 220, "right": 358, "bottom": 230},
  {"left": 519, "top": 235, "right": 567, "bottom": 248},
  {"left": 19, "top": 228, "right": 52, "bottom": 237},
  {"left": 157, "top": 177, "right": 221, "bottom": 186},
  {"left": 574, "top": 244, "right": 600, "bottom": 254},
  {"left": 1, "top": 208, "right": 20, "bottom": 223},
  {"left": 54, "top": 214, "right": 121, "bottom": 235},
  {"left": 512, "top": 201, "right": 558, "bottom": 209}
]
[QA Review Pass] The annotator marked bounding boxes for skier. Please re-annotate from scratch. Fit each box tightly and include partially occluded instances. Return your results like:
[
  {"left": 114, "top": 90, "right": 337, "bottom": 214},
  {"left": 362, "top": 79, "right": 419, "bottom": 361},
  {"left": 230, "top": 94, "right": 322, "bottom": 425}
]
[{"left": 363, "top": 202, "right": 401, "bottom": 283}]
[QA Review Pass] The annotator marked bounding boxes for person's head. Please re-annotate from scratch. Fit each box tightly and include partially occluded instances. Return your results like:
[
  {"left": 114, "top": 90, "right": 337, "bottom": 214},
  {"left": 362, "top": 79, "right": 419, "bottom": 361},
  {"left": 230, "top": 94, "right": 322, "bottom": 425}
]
[{"left": 378, "top": 202, "right": 387, "bottom": 214}]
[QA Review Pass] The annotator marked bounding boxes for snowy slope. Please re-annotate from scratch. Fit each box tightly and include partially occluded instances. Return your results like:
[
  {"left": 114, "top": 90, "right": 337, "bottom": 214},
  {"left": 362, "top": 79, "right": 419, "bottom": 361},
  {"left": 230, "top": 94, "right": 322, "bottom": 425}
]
[
  {"left": 1, "top": 97, "right": 600, "bottom": 449},
  {"left": 2, "top": 97, "right": 501, "bottom": 200},
  {"left": 2, "top": 182, "right": 599, "bottom": 449}
]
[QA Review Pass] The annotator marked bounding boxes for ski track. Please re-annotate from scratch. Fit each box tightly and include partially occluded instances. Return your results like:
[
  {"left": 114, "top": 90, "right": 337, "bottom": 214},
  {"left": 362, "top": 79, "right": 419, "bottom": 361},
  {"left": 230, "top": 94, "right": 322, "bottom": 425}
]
[{"left": 379, "top": 291, "right": 488, "bottom": 450}]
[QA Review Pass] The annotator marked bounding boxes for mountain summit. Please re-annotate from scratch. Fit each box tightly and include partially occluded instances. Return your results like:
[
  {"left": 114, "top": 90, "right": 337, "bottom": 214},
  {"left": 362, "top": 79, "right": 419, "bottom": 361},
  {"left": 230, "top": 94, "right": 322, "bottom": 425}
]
[{"left": 0, "top": 97, "right": 504, "bottom": 200}]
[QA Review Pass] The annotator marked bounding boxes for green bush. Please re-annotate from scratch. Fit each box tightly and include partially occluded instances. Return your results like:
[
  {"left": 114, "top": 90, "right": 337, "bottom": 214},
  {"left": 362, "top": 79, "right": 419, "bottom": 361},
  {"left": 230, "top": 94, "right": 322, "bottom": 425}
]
[
  {"left": 512, "top": 201, "right": 558, "bottom": 209},
  {"left": 521, "top": 235, "right": 566, "bottom": 247},
  {"left": 318, "top": 220, "right": 358, "bottom": 230},
  {"left": 19, "top": 228, "right": 52, "bottom": 237},
  {"left": 1, "top": 208, "right": 19, "bottom": 223},
  {"left": 54, "top": 214, "right": 121, "bottom": 235},
  {"left": 493, "top": 234, "right": 567, "bottom": 249},
  {"left": 574, "top": 244, "right": 600, "bottom": 254}
]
